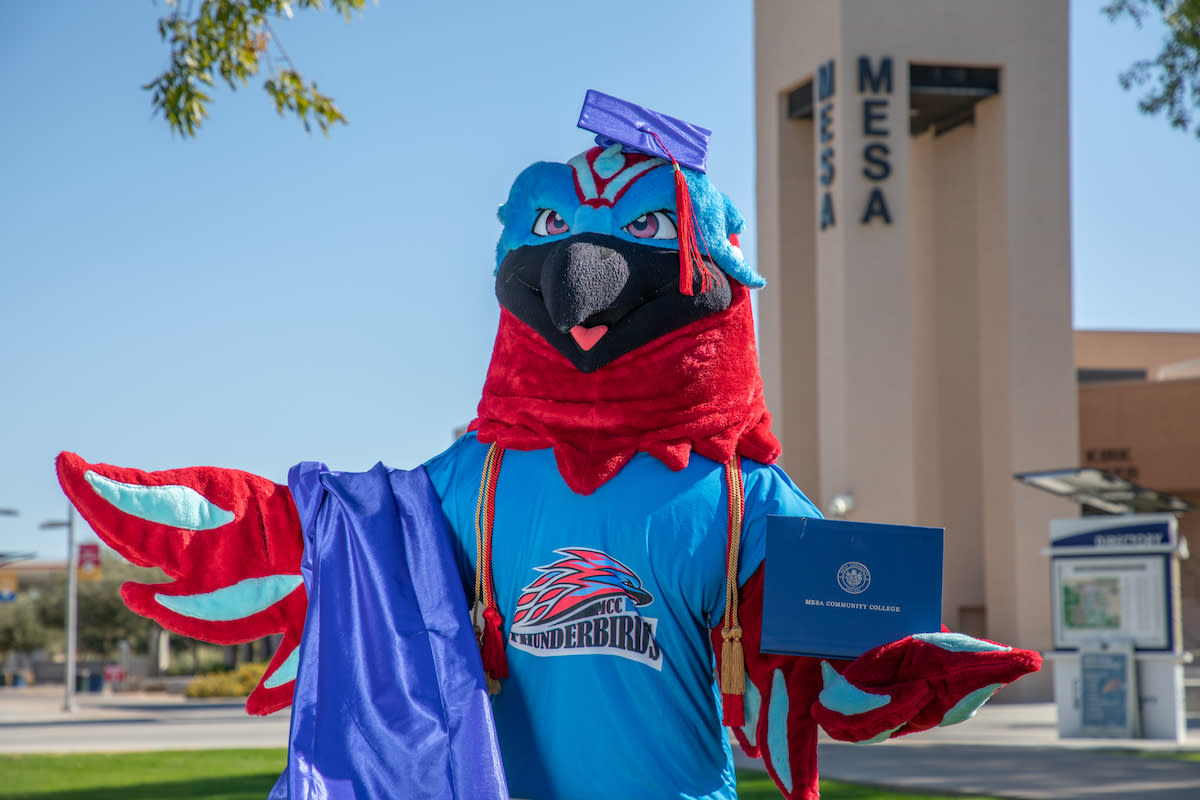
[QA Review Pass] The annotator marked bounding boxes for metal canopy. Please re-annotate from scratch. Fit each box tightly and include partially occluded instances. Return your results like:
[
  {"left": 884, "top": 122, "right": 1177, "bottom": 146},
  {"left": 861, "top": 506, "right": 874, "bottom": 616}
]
[
  {"left": 788, "top": 81, "right": 815, "bottom": 120},
  {"left": 786, "top": 62, "right": 1000, "bottom": 136},
  {"left": 908, "top": 64, "right": 999, "bottom": 136},
  {"left": 1014, "top": 467, "right": 1195, "bottom": 515},
  {"left": 0, "top": 551, "right": 37, "bottom": 569}
]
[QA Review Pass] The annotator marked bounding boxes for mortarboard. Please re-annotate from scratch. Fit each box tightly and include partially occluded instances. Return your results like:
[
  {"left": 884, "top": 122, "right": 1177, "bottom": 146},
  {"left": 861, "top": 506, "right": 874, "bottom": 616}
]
[
  {"left": 575, "top": 90, "right": 715, "bottom": 296},
  {"left": 576, "top": 89, "right": 712, "bottom": 173}
]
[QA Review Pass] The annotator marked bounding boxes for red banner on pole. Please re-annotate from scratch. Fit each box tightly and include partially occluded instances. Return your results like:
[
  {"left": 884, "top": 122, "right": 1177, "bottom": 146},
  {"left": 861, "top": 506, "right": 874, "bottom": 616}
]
[{"left": 78, "top": 543, "right": 102, "bottom": 582}]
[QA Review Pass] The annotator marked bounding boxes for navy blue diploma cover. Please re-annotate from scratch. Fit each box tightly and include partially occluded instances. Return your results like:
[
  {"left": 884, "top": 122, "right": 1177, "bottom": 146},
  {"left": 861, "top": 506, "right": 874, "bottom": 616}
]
[{"left": 761, "top": 516, "right": 945, "bottom": 659}]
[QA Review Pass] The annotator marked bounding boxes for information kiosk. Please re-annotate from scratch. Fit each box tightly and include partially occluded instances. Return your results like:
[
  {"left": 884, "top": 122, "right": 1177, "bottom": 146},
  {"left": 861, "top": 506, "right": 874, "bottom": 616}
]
[{"left": 1044, "top": 512, "right": 1191, "bottom": 740}]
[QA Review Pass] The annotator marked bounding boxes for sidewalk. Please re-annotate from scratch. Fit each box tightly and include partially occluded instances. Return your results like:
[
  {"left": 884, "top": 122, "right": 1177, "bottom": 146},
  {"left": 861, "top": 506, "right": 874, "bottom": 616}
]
[
  {"left": 736, "top": 702, "right": 1200, "bottom": 799},
  {"left": 0, "top": 685, "right": 289, "bottom": 754},
  {"left": 0, "top": 684, "right": 194, "bottom": 725},
  {"left": 3, "top": 686, "right": 1200, "bottom": 798}
]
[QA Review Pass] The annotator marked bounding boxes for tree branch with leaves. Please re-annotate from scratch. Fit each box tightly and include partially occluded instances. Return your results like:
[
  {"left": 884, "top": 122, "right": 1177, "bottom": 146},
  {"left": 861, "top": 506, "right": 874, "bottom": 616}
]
[
  {"left": 145, "top": 0, "right": 367, "bottom": 137},
  {"left": 1104, "top": 0, "right": 1200, "bottom": 138}
]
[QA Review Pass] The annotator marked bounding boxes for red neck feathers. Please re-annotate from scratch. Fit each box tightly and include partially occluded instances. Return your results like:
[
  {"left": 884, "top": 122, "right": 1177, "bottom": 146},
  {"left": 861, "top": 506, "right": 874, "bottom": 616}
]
[{"left": 470, "top": 285, "right": 781, "bottom": 495}]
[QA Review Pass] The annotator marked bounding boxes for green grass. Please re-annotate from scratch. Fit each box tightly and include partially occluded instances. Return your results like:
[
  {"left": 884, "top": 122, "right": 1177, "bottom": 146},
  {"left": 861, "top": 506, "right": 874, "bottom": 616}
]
[
  {"left": 0, "top": 750, "right": 287, "bottom": 800},
  {"left": 1103, "top": 748, "right": 1200, "bottom": 762},
  {"left": 738, "top": 770, "right": 1007, "bottom": 799},
  {"left": 0, "top": 751, "right": 1007, "bottom": 800}
]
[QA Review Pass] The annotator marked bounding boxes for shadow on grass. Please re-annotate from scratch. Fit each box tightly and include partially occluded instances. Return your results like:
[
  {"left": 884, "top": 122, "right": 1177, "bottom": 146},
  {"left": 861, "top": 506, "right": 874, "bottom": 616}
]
[{"left": 2, "top": 772, "right": 280, "bottom": 800}]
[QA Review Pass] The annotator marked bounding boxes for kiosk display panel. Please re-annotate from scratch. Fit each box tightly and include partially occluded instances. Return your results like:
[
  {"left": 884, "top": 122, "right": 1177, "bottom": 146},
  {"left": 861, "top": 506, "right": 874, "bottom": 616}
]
[{"left": 1051, "top": 554, "right": 1171, "bottom": 651}]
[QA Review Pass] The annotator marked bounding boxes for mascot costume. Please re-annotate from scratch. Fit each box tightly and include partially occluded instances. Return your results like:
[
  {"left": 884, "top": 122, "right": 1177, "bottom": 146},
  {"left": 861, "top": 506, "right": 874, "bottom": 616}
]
[{"left": 56, "top": 91, "right": 1040, "bottom": 800}]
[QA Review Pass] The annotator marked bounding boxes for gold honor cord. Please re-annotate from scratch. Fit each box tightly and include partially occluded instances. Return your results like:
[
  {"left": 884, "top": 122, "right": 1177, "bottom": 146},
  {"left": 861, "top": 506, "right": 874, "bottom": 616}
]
[
  {"left": 473, "top": 443, "right": 506, "bottom": 693},
  {"left": 720, "top": 455, "right": 747, "bottom": 723},
  {"left": 473, "top": 445, "right": 747, "bottom": 709}
]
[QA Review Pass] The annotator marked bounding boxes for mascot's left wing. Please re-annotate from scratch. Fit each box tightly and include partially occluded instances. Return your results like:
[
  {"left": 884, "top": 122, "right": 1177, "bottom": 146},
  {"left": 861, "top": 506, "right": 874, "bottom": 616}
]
[
  {"left": 714, "top": 567, "right": 1042, "bottom": 800},
  {"left": 56, "top": 452, "right": 305, "bottom": 715}
]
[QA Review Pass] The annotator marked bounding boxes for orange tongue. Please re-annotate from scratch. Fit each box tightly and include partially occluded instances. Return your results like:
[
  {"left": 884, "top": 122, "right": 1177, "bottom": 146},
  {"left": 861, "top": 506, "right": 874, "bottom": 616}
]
[{"left": 569, "top": 324, "right": 609, "bottom": 351}]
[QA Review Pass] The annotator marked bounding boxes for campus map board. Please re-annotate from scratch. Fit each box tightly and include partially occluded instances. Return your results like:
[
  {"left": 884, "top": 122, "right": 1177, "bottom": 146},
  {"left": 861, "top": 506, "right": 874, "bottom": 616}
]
[{"left": 1052, "top": 555, "right": 1170, "bottom": 651}]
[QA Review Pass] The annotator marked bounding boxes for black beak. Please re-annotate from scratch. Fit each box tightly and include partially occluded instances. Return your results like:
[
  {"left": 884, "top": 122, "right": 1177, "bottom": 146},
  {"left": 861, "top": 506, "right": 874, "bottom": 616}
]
[
  {"left": 495, "top": 232, "right": 732, "bottom": 372},
  {"left": 542, "top": 237, "right": 635, "bottom": 332}
]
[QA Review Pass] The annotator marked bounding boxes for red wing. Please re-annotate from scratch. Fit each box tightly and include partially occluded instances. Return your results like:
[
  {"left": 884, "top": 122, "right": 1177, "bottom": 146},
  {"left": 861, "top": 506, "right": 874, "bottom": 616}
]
[
  {"left": 712, "top": 567, "right": 824, "bottom": 800},
  {"left": 56, "top": 451, "right": 306, "bottom": 715},
  {"left": 712, "top": 567, "right": 1041, "bottom": 800},
  {"left": 811, "top": 631, "right": 1042, "bottom": 742}
]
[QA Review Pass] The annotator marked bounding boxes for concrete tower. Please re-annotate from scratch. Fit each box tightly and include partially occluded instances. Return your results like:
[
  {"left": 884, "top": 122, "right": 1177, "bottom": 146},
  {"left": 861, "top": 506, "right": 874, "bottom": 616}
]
[{"left": 755, "top": 0, "right": 1078, "bottom": 699}]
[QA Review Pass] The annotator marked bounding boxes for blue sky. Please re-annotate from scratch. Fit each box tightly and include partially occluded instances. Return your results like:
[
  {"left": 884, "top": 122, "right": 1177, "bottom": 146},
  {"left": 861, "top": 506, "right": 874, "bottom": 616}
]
[{"left": 1, "top": 1, "right": 1197, "bottom": 560}]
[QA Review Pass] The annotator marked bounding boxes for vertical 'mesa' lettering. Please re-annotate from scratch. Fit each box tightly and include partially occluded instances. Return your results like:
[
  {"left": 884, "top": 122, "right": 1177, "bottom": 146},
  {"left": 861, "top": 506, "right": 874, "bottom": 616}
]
[
  {"left": 818, "top": 59, "right": 836, "bottom": 231},
  {"left": 858, "top": 56, "right": 893, "bottom": 225}
]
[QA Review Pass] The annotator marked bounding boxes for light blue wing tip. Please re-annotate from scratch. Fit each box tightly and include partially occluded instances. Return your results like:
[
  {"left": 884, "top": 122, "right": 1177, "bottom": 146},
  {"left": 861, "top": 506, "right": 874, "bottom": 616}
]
[
  {"left": 155, "top": 575, "right": 304, "bottom": 622},
  {"left": 741, "top": 679, "right": 762, "bottom": 748},
  {"left": 939, "top": 683, "right": 1004, "bottom": 727},
  {"left": 264, "top": 646, "right": 300, "bottom": 689},
  {"left": 818, "top": 660, "right": 891, "bottom": 715},
  {"left": 765, "top": 669, "right": 793, "bottom": 793},
  {"left": 856, "top": 724, "right": 903, "bottom": 744},
  {"left": 913, "top": 632, "right": 1012, "bottom": 653},
  {"left": 84, "top": 470, "right": 235, "bottom": 531}
]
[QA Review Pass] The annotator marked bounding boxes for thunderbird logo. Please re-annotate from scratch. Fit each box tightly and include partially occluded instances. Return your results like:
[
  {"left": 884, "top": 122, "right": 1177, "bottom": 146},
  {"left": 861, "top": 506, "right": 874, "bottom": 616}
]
[{"left": 509, "top": 548, "right": 662, "bottom": 669}]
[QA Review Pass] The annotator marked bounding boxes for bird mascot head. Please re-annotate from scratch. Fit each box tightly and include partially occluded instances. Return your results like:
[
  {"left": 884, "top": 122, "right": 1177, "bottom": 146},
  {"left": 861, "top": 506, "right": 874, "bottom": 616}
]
[{"left": 470, "top": 90, "right": 781, "bottom": 494}]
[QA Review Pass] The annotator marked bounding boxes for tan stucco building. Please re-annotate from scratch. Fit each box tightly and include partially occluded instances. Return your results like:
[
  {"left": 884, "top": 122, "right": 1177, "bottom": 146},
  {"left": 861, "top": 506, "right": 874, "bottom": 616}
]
[
  {"left": 1076, "top": 331, "right": 1200, "bottom": 656},
  {"left": 754, "top": 0, "right": 1200, "bottom": 703},
  {"left": 754, "top": 0, "right": 1080, "bottom": 701}
]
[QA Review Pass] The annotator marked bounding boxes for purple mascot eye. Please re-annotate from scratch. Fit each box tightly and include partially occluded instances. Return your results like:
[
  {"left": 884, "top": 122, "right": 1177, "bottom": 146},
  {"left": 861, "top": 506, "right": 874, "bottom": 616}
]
[
  {"left": 533, "top": 209, "right": 570, "bottom": 236},
  {"left": 624, "top": 211, "right": 677, "bottom": 240}
]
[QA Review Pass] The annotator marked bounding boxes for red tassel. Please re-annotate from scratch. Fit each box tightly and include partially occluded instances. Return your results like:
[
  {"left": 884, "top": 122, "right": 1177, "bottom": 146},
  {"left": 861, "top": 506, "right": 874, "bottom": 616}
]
[
  {"left": 722, "top": 691, "right": 745, "bottom": 728},
  {"left": 672, "top": 163, "right": 708, "bottom": 296},
  {"left": 480, "top": 605, "right": 509, "bottom": 680},
  {"left": 646, "top": 129, "right": 711, "bottom": 298}
]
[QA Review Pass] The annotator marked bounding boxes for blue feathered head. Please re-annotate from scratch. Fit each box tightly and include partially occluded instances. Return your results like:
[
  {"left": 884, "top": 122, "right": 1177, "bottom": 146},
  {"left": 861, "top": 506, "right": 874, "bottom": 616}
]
[
  {"left": 495, "top": 142, "right": 763, "bottom": 290},
  {"left": 474, "top": 93, "right": 784, "bottom": 490},
  {"left": 488, "top": 92, "right": 763, "bottom": 373}
]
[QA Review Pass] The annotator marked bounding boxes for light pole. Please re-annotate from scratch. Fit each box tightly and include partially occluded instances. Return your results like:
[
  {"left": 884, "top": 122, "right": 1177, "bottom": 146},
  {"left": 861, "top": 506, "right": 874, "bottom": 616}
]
[{"left": 40, "top": 506, "right": 77, "bottom": 712}]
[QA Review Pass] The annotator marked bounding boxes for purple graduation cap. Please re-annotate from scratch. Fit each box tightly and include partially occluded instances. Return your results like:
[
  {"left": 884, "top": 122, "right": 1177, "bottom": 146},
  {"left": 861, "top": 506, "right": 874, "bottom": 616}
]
[
  {"left": 576, "top": 89, "right": 712, "bottom": 173},
  {"left": 574, "top": 90, "right": 716, "bottom": 296}
]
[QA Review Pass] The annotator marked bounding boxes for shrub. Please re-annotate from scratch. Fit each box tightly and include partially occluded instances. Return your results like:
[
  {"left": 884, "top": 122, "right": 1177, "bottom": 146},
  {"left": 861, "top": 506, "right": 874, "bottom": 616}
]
[{"left": 185, "top": 662, "right": 268, "bottom": 698}]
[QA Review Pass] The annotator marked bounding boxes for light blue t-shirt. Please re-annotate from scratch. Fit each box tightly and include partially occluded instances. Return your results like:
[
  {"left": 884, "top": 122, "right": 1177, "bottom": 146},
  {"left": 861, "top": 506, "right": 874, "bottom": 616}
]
[{"left": 425, "top": 434, "right": 819, "bottom": 800}]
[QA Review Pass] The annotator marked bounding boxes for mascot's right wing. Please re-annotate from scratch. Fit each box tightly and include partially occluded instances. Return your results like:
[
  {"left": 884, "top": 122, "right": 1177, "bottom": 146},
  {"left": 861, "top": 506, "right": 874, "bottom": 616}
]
[{"left": 56, "top": 452, "right": 306, "bottom": 715}]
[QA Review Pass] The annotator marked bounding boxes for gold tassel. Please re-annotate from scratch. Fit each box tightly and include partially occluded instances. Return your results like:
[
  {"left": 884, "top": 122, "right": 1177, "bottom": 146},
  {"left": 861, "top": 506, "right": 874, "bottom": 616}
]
[
  {"left": 474, "top": 602, "right": 502, "bottom": 696},
  {"left": 720, "top": 625, "right": 745, "bottom": 696}
]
